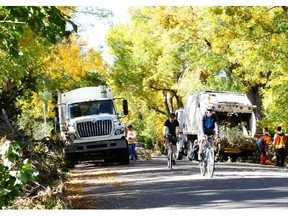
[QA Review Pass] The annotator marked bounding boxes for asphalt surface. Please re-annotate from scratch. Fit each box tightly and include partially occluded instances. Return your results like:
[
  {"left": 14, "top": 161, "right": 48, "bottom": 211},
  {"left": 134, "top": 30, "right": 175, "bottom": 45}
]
[{"left": 69, "top": 157, "right": 288, "bottom": 210}]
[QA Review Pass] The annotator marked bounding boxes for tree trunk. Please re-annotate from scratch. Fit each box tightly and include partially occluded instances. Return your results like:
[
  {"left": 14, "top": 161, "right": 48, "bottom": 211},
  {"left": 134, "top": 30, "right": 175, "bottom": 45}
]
[
  {"left": 163, "top": 91, "right": 170, "bottom": 115},
  {"left": 246, "top": 86, "right": 263, "bottom": 118},
  {"left": 168, "top": 92, "right": 174, "bottom": 113}
]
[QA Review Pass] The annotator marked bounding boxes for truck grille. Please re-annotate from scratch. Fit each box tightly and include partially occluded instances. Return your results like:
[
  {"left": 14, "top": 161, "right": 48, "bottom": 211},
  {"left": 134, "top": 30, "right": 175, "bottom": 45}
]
[{"left": 76, "top": 120, "right": 112, "bottom": 137}]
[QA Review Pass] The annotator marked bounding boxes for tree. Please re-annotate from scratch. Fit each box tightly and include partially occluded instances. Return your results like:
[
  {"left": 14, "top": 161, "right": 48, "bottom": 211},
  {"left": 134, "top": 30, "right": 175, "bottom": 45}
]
[
  {"left": 0, "top": 6, "right": 76, "bottom": 57},
  {"left": 0, "top": 6, "right": 111, "bottom": 139},
  {"left": 107, "top": 6, "right": 288, "bottom": 143}
]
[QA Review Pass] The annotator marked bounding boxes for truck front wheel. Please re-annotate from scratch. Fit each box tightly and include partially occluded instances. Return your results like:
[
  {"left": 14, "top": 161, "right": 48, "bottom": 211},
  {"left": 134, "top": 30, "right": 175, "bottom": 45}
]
[
  {"left": 64, "top": 153, "right": 78, "bottom": 168},
  {"left": 118, "top": 148, "right": 130, "bottom": 165}
]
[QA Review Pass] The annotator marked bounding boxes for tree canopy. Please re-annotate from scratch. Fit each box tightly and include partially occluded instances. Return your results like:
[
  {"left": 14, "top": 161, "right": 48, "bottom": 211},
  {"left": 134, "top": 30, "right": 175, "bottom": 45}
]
[
  {"left": 0, "top": 6, "right": 110, "bottom": 139},
  {"left": 2, "top": 5, "right": 288, "bottom": 144},
  {"left": 106, "top": 6, "right": 288, "bottom": 141}
]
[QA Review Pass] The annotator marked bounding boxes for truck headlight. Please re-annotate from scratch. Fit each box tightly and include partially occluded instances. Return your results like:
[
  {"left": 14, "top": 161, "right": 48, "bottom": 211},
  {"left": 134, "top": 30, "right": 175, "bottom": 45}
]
[
  {"left": 70, "top": 134, "right": 76, "bottom": 140},
  {"left": 115, "top": 127, "right": 125, "bottom": 135},
  {"left": 65, "top": 133, "right": 76, "bottom": 140}
]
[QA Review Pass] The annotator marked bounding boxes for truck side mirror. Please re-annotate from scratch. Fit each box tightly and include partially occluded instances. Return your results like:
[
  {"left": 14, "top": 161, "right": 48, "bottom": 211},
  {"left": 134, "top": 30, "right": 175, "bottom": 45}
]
[{"left": 122, "top": 99, "right": 128, "bottom": 115}]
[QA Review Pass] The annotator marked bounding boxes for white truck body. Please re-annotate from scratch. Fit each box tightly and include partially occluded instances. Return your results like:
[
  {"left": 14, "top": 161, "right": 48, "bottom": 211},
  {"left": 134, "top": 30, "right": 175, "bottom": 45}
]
[
  {"left": 176, "top": 91, "right": 257, "bottom": 160},
  {"left": 182, "top": 91, "right": 256, "bottom": 138},
  {"left": 57, "top": 86, "right": 129, "bottom": 165}
]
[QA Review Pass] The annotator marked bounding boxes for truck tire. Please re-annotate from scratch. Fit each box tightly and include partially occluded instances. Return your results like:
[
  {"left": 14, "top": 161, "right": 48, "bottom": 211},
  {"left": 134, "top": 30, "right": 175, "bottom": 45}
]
[
  {"left": 65, "top": 153, "right": 77, "bottom": 168},
  {"left": 176, "top": 149, "right": 183, "bottom": 160},
  {"left": 104, "top": 159, "right": 114, "bottom": 163},
  {"left": 118, "top": 148, "right": 130, "bottom": 165},
  {"left": 187, "top": 140, "right": 194, "bottom": 161},
  {"left": 187, "top": 139, "right": 199, "bottom": 161},
  {"left": 192, "top": 140, "right": 199, "bottom": 161}
]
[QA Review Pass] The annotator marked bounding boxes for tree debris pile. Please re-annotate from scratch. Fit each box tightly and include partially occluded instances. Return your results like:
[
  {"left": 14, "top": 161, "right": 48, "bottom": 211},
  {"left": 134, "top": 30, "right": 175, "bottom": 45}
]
[
  {"left": 0, "top": 135, "right": 70, "bottom": 209},
  {"left": 219, "top": 124, "right": 256, "bottom": 151}
]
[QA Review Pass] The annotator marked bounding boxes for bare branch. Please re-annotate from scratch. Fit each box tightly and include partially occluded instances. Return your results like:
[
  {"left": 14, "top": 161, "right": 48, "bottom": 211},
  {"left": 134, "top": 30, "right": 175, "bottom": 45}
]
[
  {"left": 0, "top": 20, "right": 26, "bottom": 24},
  {"left": 148, "top": 105, "right": 167, "bottom": 116}
]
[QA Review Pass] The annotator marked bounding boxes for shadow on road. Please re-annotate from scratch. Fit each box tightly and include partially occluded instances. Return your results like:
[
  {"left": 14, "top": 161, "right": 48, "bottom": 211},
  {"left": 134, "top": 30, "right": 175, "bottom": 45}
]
[{"left": 67, "top": 157, "right": 288, "bottom": 209}]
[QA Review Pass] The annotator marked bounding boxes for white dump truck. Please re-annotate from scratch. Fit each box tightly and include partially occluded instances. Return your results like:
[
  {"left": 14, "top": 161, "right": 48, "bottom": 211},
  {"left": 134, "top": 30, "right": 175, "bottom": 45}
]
[
  {"left": 176, "top": 90, "right": 257, "bottom": 161},
  {"left": 55, "top": 86, "right": 129, "bottom": 167}
]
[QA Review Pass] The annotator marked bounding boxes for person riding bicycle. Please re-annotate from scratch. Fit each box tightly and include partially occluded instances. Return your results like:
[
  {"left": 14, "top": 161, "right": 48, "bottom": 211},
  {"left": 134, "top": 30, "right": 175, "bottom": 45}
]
[
  {"left": 163, "top": 112, "right": 179, "bottom": 165},
  {"left": 198, "top": 104, "right": 220, "bottom": 161}
]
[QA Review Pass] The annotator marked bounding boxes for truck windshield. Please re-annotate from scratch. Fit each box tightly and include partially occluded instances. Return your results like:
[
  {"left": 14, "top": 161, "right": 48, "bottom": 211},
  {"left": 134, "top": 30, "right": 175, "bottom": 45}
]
[{"left": 69, "top": 100, "right": 115, "bottom": 118}]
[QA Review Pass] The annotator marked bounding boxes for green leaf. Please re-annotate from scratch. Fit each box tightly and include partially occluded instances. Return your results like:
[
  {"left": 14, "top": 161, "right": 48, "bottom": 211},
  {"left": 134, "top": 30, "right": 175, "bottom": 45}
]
[{"left": 0, "top": 188, "right": 12, "bottom": 196}]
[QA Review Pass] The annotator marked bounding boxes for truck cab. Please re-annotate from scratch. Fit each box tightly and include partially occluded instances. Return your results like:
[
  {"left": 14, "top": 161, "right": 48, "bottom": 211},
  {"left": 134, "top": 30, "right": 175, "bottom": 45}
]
[{"left": 55, "top": 86, "right": 129, "bottom": 167}]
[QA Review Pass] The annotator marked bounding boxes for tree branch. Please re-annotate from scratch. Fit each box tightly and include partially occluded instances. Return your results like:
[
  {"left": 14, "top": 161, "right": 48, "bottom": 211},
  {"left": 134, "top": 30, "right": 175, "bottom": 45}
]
[
  {"left": 0, "top": 20, "right": 25, "bottom": 24},
  {"left": 148, "top": 105, "right": 167, "bottom": 116}
]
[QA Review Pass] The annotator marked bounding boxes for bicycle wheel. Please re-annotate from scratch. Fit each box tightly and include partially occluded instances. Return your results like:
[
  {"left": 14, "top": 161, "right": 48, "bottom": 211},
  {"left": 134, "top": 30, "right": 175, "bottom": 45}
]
[
  {"left": 199, "top": 151, "right": 206, "bottom": 176},
  {"left": 207, "top": 148, "right": 215, "bottom": 178},
  {"left": 167, "top": 146, "right": 173, "bottom": 169},
  {"left": 199, "top": 161, "right": 206, "bottom": 176}
]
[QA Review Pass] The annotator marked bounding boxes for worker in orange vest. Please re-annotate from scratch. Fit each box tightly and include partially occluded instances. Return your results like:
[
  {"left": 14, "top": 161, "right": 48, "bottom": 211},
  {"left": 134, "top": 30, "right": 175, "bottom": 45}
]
[
  {"left": 256, "top": 128, "right": 272, "bottom": 165},
  {"left": 273, "top": 126, "right": 287, "bottom": 167}
]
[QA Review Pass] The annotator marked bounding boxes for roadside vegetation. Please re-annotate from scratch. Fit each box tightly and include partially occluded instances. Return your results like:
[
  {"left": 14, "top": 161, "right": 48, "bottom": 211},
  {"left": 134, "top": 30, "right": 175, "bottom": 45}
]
[{"left": 1, "top": 6, "right": 288, "bottom": 209}]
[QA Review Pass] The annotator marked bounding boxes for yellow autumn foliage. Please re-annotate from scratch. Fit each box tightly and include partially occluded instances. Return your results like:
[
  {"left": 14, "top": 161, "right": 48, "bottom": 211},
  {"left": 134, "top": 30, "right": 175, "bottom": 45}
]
[{"left": 42, "top": 36, "right": 108, "bottom": 89}]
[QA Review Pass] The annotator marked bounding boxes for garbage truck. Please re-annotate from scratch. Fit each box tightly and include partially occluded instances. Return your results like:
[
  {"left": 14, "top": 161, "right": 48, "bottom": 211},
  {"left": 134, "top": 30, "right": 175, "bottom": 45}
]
[
  {"left": 175, "top": 90, "right": 257, "bottom": 161},
  {"left": 55, "top": 86, "right": 129, "bottom": 167}
]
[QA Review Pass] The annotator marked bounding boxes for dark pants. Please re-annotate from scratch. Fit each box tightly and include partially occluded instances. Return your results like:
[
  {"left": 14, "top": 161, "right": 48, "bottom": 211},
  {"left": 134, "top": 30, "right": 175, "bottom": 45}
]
[
  {"left": 256, "top": 138, "right": 266, "bottom": 157},
  {"left": 128, "top": 143, "right": 138, "bottom": 160},
  {"left": 275, "top": 148, "right": 285, "bottom": 167}
]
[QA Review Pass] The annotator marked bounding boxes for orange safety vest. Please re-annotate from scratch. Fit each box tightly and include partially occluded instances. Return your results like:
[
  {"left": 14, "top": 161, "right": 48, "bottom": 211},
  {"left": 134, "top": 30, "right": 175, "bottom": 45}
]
[
  {"left": 274, "top": 134, "right": 286, "bottom": 149},
  {"left": 261, "top": 134, "right": 272, "bottom": 144},
  {"left": 261, "top": 134, "right": 272, "bottom": 153}
]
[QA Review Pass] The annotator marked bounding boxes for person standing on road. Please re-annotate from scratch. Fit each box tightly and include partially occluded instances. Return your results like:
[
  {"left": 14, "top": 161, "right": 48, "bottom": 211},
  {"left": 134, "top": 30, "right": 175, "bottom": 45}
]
[
  {"left": 163, "top": 113, "right": 179, "bottom": 165},
  {"left": 273, "top": 126, "right": 287, "bottom": 167},
  {"left": 127, "top": 125, "right": 138, "bottom": 160},
  {"left": 256, "top": 127, "right": 272, "bottom": 165}
]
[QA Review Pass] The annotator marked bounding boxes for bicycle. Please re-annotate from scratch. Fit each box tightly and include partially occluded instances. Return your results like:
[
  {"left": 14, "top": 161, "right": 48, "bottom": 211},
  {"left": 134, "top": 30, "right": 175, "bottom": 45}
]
[
  {"left": 199, "top": 135, "right": 215, "bottom": 178},
  {"left": 166, "top": 134, "right": 176, "bottom": 169}
]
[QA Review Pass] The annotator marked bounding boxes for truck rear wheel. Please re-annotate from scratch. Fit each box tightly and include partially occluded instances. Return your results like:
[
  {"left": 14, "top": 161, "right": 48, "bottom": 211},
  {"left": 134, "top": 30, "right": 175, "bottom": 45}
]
[
  {"left": 118, "top": 148, "right": 129, "bottom": 165},
  {"left": 187, "top": 139, "right": 199, "bottom": 161},
  {"left": 176, "top": 149, "right": 183, "bottom": 160},
  {"left": 187, "top": 140, "right": 194, "bottom": 161}
]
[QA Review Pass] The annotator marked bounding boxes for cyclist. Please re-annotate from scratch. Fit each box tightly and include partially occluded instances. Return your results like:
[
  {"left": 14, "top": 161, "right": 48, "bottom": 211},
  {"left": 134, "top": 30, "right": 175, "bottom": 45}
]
[
  {"left": 198, "top": 104, "right": 220, "bottom": 160},
  {"left": 163, "top": 112, "right": 179, "bottom": 165}
]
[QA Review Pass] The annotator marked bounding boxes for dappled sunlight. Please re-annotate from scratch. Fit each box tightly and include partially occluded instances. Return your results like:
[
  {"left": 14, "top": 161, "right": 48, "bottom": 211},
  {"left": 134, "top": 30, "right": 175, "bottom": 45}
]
[{"left": 64, "top": 157, "right": 288, "bottom": 209}]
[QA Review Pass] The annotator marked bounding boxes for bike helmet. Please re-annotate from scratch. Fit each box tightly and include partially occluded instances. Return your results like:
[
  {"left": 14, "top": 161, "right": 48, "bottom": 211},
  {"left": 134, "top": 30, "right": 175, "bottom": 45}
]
[
  {"left": 206, "top": 104, "right": 214, "bottom": 111},
  {"left": 169, "top": 113, "right": 176, "bottom": 118}
]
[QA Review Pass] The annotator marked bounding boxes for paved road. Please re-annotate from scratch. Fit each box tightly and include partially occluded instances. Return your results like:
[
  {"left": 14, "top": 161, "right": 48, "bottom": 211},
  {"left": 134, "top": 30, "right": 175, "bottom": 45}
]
[{"left": 68, "top": 157, "right": 288, "bottom": 209}]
